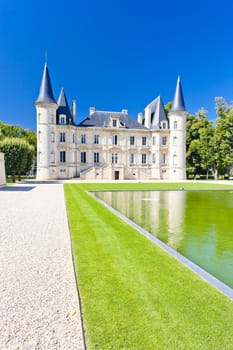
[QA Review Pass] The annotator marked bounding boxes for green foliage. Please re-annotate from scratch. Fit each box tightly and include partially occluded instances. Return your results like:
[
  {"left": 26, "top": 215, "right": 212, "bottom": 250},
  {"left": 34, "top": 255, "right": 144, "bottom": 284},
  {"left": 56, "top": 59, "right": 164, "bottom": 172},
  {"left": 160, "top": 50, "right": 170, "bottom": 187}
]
[
  {"left": 0, "top": 137, "right": 34, "bottom": 182},
  {"left": 213, "top": 98, "right": 233, "bottom": 178},
  {"left": 0, "top": 121, "right": 36, "bottom": 181},
  {"left": 186, "top": 109, "right": 214, "bottom": 178},
  {"left": 164, "top": 101, "right": 172, "bottom": 115},
  {"left": 0, "top": 120, "right": 36, "bottom": 153}
]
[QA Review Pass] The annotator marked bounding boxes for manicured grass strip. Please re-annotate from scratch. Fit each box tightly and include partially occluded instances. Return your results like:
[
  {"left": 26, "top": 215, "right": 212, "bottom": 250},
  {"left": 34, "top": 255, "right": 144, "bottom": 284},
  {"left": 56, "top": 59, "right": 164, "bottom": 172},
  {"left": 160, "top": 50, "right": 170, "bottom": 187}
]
[
  {"left": 69, "top": 181, "right": 233, "bottom": 192},
  {"left": 64, "top": 183, "right": 233, "bottom": 350}
]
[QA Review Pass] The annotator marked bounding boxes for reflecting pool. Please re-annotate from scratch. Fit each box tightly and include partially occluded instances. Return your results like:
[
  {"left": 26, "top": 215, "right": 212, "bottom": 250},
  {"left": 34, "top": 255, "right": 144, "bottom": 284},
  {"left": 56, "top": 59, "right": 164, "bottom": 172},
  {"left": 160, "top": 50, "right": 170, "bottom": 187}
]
[{"left": 94, "top": 190, "right": 233, "bottom": 289}]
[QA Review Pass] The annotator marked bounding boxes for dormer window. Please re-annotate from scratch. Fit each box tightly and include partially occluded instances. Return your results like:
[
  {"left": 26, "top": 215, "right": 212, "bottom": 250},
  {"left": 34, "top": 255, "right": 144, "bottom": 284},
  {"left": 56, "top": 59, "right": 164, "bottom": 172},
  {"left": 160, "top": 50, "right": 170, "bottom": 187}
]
[
  {"left": 161, "top": 121, "right": 167, "bottom": 129},
  {"left": 110, "top": 114, "right": 120, "bottom": 128},
  {"left": 59, "top": 115, "right": 66, "bottom": 125}
]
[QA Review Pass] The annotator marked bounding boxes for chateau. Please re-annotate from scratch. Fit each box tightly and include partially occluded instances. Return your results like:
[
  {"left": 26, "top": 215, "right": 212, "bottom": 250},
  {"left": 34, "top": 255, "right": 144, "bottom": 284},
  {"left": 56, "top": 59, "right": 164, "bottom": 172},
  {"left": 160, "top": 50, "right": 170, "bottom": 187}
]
[{"left": 35, "top": 65, "right": 187, "bottom": 180}]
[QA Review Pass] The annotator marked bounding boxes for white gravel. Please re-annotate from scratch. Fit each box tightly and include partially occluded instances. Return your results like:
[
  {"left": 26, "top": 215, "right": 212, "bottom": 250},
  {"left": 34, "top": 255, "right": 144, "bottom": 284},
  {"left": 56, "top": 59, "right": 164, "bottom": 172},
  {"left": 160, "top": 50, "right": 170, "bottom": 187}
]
[{"left": 0, "top": 183, "right": 85, "bottom": 350}]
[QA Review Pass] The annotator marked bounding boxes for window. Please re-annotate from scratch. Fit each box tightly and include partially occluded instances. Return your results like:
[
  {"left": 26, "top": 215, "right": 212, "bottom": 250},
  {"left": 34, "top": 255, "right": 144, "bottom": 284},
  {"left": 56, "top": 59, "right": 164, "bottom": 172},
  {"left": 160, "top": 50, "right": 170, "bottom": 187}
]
[
  {"left": 173, "top": 154, "right": 177, "bottom": 165},
  {"left": 162, "top": 136, "right": 167, "bottom": 146},
  {"left": 174, "top": 121, "right": 178, "bottom": 129},
  {"left": 130, "top": 153, "right": 135, "bottom": 164},
  {"left": 60, "top": 116, "right": 66, "bottom": 125},
  {"left": 94, "top": 135, "right": 99, "bottom": 144},
  {"left": 113, "top": 119, "right": 117, "bottom": 127},
  {"left": 38, "top": 151, "right": 42, "bottom": 163},
  {"left": 60, "top": 132, "right": 66, "bottom": 143},
  {"left": 81, "top": 152, "right": 86, "bottom": 163},
  {"left": 152, "top": 136, "right": 156, "bottom": 146},
  {"left": 72, "top": 133, "right": 75, "bottom": 143},
  {"left": 38, "top": 131, "right": 41, "bottom": 142},
  {"left": 112, "top": 153, "right": 118, "bottom": 164},
  {"left": 50, "top": 153, "right": 55, "bottom": 163},
  {"left": 37, "top": 111, "right": 41, "bottom": 123},
  {"left": 130, "top": 136, "right": 135, "bottom": 145},
  {"left": 162, "top": 121, "right": 167, "bottom": 129},
  {"left": 152, "top": 153, "right": 156, "bottom": 164},
  {"left": 60, "top": 151, "right": 66, "bottom": 163},
  {"left": 142, "top": 136, "right": 147, "bottom": 146},
  {"left": 51, "top": 132, "right": 55, "bottom": 143},
  {"left": 162, "top": 152, "right": 166, "bottom": 164},
  {"left": 112, "top": 135, "right": 118, "bottom": 145},
  {"left": 173, "top": 136, "right": 177, "bottom": 146},
  {"left": 81, "top": 134, "right": 86, "bottom": 144},
  {"left": 142, "top": 153, "right": 147, "bottom": 164},
  {"left": 94, "top": 152, "right": 99, "bottom": 163}
]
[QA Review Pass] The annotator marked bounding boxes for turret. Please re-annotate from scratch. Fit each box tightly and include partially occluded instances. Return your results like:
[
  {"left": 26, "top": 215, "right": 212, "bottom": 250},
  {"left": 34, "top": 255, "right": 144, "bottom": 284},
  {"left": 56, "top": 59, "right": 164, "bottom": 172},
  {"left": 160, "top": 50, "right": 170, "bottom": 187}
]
[
  {"left": 168, "top": 76, "right": 187, "bottom": 180},
  {"left": 144, "top": 96, "right": 168, "bottom": 129},
  {"left": 57, "top": 87, "right": 72, "bottom": 125},
  {"left": 35, "top": 64, "right": 58, "bottom": 180}
]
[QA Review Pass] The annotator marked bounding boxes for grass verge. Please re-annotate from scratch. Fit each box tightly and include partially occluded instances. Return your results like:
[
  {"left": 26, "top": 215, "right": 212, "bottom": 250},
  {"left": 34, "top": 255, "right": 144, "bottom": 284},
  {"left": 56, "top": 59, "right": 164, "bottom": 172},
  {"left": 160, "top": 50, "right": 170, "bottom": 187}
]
[{"left": 64, "top": 182, "right": 233, "bottom": 350}]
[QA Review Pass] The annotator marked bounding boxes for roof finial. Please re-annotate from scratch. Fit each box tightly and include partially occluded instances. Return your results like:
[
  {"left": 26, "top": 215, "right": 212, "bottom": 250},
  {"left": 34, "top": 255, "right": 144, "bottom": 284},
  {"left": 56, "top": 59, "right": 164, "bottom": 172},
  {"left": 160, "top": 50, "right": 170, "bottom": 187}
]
[{"left": 45, "top": 51, "right": 48, "bottom": 66}]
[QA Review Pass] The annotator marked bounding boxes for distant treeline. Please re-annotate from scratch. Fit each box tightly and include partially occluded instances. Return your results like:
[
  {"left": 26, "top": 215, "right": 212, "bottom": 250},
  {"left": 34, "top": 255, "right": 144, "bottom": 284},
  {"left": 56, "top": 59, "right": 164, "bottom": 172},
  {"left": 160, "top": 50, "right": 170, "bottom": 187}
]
[{"left": 0, "top": 121, "right": 36, "bottom": 182}]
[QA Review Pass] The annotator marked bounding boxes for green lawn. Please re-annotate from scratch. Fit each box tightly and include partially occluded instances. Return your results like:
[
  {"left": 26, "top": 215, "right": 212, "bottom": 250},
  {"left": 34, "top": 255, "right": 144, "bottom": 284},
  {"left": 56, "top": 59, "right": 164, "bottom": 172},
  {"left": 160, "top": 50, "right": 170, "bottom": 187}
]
[{"left": 64, "top": 182, "right": 233, "bottom": 350}]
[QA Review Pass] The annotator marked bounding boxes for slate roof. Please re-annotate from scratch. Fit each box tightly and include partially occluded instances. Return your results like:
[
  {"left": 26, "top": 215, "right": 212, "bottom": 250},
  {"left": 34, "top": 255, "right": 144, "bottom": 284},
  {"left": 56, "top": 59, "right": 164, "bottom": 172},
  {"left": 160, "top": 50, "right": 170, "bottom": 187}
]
[
  {"left": 36, "top": 64, "right": 56, "bottom": 104},
  {"left": 149, "top": 96, "right": 168, "bottom": 129},
  {"left": 57, "top": 87, "right": 72, "bottom": 119},
  {"left": 170, "top": 76, "right": 186, "bottom": 112},
  {"left": 78, "top": 111, "right": 146, "bottom": 129}
]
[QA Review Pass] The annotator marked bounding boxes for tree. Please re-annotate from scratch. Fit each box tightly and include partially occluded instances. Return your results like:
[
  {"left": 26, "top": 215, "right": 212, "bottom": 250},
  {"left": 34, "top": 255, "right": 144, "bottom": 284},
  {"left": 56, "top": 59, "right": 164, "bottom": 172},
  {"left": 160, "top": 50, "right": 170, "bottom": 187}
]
[
  {"left": 0, "top": 138, "right": 35, "bottom": 182},
  {"left": 213, "top": 98, "right": 233, "bottom": 179},
  {"left": 0, "top": 120, "right": 36, "bottom": 152},
  {"left": 186, "top": 109, "right": 214, "bottom": 178}
]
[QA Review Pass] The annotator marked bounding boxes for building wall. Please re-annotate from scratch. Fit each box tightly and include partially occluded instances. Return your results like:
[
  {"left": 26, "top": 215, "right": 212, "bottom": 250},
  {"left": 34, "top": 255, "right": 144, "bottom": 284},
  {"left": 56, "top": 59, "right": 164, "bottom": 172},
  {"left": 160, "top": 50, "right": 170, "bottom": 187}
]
[
  {"left": 0, "top": 152, "right": 6, "bottom": 186},
  {"left": 36, "top": 110, "right": 186, "bottom": 181}
]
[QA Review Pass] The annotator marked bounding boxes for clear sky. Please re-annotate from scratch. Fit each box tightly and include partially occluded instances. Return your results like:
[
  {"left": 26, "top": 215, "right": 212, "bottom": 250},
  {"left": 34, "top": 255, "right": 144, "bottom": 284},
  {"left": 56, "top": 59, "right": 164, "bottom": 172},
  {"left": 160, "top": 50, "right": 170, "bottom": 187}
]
[{"left": 1, "top": 0, "right": 233, "bottom": 130}]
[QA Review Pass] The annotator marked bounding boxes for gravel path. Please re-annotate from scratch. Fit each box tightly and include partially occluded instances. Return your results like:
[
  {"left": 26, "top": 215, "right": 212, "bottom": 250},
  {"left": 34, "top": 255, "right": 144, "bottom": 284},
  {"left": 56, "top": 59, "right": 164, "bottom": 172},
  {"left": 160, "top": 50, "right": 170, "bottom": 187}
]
[{"left": 0, "top": 183, "right": 85, "bottom": 350}]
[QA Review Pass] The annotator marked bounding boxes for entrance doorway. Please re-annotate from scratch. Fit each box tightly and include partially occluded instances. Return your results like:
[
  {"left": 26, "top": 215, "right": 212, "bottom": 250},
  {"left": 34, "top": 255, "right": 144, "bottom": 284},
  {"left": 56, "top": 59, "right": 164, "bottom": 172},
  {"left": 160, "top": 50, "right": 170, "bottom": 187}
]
[{"left": 114, "top": 171, "right": 119, "bottom": 180}]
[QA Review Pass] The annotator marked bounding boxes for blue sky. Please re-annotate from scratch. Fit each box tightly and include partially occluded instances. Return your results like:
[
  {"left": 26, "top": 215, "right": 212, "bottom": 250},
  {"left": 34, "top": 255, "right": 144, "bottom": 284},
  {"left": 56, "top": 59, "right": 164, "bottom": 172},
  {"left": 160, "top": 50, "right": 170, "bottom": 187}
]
[{"left": 1, "top": 0, "right": 233, "bottom": 130}]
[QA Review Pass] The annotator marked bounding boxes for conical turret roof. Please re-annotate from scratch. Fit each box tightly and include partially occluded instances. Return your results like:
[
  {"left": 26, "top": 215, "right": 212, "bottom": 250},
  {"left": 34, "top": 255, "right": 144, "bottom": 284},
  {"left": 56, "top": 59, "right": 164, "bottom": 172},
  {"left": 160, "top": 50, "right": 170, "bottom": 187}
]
[
  {"left": 36, "top": 64, "right": 56, "bottom": 104},
  {"left": 57, "top": 87, "right": 72, "bottom": 119},
  {"left": 171, "top": 76, "right": 186, "bottom": 112},
  {"left": 151, "top": 96, "right": 168, "bottom": 129}
]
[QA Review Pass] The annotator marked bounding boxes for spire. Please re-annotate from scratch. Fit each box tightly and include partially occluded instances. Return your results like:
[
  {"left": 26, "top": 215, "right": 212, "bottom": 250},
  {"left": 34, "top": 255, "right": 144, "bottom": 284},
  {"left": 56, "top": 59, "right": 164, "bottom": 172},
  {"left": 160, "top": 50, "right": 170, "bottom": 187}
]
[
  {"left": 170, "top": 76, "right": 186, "bottom": 112},
  {"left": 57, "top": 87, "right": 72, "bottom": 119},
  {"left": 36, "top": 64, "right": 56, "bottom": 104}
]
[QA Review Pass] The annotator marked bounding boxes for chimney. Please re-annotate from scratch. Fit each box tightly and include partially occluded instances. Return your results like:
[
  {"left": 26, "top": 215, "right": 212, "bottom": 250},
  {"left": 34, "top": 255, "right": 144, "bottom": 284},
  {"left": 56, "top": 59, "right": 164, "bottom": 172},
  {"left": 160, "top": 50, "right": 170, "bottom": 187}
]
[
  {"left": 121, "top": 109, "right": 128, "bottom": 114},
  {"left": 72, "top": 99, "right": 76, "bottom": 123},
  {"left": 89, "top": 107, "right": 96, "bottom": 115},
  {"left": 138, "top": 112, "right": 143, "bottom": 124}
]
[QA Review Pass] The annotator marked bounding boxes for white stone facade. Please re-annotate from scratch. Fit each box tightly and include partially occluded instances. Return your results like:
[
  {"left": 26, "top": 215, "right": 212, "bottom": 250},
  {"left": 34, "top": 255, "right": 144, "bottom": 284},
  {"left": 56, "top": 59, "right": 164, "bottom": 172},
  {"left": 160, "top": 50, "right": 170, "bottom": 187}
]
[
  {"left": 0, "top": 152, "right": 6, "bottom": 186},
  {"left": 35, "top": 65, "right": 187, "bottom": 181}
]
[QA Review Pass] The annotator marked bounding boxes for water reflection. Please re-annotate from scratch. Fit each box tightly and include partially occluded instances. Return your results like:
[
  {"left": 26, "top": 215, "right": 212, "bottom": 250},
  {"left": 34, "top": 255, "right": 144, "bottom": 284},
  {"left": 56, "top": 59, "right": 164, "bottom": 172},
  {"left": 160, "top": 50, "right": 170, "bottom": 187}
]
[{"left": 94, "top": 190, "right": 233, "bottom": 289}]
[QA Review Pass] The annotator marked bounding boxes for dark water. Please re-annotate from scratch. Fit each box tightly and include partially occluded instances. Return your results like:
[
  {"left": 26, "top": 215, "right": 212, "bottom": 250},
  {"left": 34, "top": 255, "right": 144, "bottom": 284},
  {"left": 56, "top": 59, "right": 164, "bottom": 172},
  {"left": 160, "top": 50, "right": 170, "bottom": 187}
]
[{"left": 94, "top": 190, "right": 233, "bottom": 289}]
